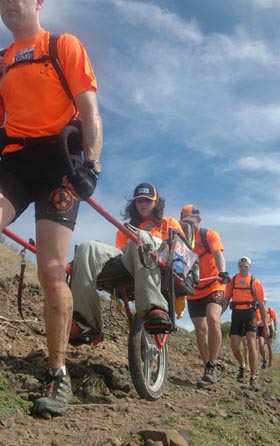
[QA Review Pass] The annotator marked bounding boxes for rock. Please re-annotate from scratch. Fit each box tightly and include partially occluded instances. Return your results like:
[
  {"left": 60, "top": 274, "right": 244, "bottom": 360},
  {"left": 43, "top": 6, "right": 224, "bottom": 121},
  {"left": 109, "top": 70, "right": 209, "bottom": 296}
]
[{"left": 132, "top": 429, "right": 190, "bottom": 446}]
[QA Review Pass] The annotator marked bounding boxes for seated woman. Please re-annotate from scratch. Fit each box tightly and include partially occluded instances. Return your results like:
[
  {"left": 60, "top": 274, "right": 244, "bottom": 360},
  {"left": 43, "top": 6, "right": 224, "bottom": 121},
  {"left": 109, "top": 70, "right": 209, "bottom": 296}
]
[{"left": 69, "top": 182, "right": 183, "bottom": 345}]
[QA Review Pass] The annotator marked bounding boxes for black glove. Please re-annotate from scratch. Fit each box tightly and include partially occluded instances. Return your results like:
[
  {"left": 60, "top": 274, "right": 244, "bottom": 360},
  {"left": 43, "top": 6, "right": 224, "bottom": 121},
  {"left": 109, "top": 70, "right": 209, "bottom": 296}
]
[
  {"left": 69, "top": 160, "right": 98, "bottom": 200},
  {"left": 218, "top": 271, "right": 231, "bottom": 284}
]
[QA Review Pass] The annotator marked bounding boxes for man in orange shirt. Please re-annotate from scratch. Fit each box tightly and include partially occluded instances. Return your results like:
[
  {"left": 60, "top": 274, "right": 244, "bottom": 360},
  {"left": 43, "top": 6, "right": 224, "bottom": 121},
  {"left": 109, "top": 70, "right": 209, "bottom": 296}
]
[
  {"left": 225, "top": 257, "right": 269, "bottom": 387},
  {"left": 0, "top": 0, "right": 103, "bottom": 416},
  {"left": 179, "top": 205, "right": 230, "bottom": 387},
  {"left": 70, "top": 183, "right": 183, "bottom": 343},
  {"left": 256, "top": 297, "right": 277, "bottom": 368}
]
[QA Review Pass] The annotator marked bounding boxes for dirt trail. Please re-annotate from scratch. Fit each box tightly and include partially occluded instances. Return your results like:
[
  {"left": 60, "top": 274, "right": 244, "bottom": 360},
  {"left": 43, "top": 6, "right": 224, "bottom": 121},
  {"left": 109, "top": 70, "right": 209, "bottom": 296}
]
[{"left": 0, "top": 242, "right": 279, "bottom": 446}]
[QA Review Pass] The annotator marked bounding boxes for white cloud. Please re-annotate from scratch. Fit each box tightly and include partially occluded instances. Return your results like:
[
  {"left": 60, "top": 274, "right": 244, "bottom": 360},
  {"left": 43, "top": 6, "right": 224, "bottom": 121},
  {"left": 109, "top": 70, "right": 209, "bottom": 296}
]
[
  {"left": 237, "top": 155, "right": 280, "bottom": 174},
  {"left": 251, "top": 0, "right": 280, "bottom": 9},
  {"left": 110, "top": 0, "right": 203, "bottom": 43}
]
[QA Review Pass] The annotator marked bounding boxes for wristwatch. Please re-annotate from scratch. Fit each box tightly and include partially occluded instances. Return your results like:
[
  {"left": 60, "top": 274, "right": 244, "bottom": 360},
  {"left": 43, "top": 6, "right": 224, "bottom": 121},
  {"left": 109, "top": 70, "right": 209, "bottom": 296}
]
[
  {"left": 84, "top": 159, "right": 102, "bottom": 174},
  {"left": 92, "top": 160, "right": 102, "bottom": 174}
]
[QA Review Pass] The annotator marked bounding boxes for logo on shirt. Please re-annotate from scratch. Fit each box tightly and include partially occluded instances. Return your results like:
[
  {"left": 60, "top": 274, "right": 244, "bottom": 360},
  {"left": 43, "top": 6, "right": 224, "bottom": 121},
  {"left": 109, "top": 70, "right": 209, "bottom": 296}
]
[
  {"left": 239, "top": 279, "right": 245, "bottom": 284},
  {"left": 143, "top": 224, "right": 154, "bottom": 231},
  {"left": 15, "top": 48, "right": 34, "bottom": 62}
]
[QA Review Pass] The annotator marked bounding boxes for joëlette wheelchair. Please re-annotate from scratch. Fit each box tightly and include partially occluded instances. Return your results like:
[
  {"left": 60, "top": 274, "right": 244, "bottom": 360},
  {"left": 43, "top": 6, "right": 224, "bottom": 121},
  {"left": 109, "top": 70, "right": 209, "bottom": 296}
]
[
  {"left": 93, "top": 225, "right": 199, "bottom": 401},
  {"left": 3, "top": 223, "right": 199, "bottom": 401},
  {"left": 2, "top": 125, "right": 199, "bottom": 401}
]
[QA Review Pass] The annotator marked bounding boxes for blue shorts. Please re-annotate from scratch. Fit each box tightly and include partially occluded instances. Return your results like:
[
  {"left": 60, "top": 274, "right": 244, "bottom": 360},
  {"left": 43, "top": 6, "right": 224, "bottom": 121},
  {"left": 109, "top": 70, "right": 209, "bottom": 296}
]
[{"left": 0, "top": 143, "right": 80, "bottom": 231}]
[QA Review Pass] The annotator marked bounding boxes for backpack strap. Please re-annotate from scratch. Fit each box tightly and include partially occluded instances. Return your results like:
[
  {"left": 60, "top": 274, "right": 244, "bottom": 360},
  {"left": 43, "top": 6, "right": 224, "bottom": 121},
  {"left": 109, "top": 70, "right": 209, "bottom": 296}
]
[
  {"left": 48, "top": 34, "right": 76, "bottom": 106},
  {"left": 199, "top": 228, "right": 211, "bottom": 258}
]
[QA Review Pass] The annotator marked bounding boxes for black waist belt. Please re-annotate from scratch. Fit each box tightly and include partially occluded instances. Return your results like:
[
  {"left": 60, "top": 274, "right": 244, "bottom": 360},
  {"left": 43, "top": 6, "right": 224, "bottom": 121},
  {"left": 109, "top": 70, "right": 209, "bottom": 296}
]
[{"left": 230, "top": 300, "right": 256, "bottom": 310}]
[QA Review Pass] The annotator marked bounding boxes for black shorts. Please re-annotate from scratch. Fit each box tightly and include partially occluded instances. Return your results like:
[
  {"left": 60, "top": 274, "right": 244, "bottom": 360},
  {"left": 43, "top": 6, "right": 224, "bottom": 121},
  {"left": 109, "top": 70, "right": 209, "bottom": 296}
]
[
  {"left": 0, "top": 143, "right": 81, "bottom": 230},
  {"left": 187, "top": 290, "right": 224, "bottom": 318},
  {"left": 257, "top": 325, "right": 273, "bottom": 339},
  {"left": 230, "top": 309, "right": 257, "bottom": 336}
]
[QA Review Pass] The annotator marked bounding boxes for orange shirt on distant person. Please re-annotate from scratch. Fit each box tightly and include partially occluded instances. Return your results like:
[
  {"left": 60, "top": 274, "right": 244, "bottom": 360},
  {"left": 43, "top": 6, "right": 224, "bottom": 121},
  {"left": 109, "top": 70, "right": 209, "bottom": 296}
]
[
  {"left": 187, "top": 228, "right": 224, "bottom": 299},
  {"left": 0, "top": 29, "right": 97, "bottom": 154},
  {"left": 115, "top": 217, "right": 183, "bottom": 250},
  {"left": 225, "top": 273, "right": 265, "bottom": 309},
  {"left": 256, "top": 306, "right": 277, "bottom": 327}
]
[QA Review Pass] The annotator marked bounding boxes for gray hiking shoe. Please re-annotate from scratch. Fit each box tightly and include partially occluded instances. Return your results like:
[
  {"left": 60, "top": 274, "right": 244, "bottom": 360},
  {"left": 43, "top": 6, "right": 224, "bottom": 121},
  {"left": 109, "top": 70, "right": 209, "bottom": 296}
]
[
  {"left": 237, "top": 366, "right": 246, "bottom": 382},
  {"left": 196, "top": 361, "right": 217, "bottom": 388},
  {"left": 261, "top": 360, "right": 267, "bottom": 369},
  {"left": 33, "top": 368, "right": 73, "bottom": 416},
  {"left": 249, "top": 376, "right": 257, "bottom": 388}
]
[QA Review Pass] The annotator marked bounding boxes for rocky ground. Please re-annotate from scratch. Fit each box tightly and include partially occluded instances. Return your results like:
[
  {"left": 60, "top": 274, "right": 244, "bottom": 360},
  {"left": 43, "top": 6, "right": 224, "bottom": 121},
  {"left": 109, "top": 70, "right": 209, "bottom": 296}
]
[{"left": 0, "top": 241, "right": 279, "bottom": 446}]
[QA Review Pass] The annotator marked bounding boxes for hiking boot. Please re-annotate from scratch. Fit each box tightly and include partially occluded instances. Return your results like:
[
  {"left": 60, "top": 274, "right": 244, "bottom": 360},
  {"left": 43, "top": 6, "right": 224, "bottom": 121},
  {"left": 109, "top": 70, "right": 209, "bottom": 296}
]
[
  {"left": 69, "top": 318, "right": 104, "bottom": 347},
  {"left": 249, "top": 376, "right": 257, "bottom": 388},
  {"left": 261, "top": 360, "right": 267, "bottom": 369},
  {"left": 144, "top": 308, "right": 173, "bottom": 334},
  {"left": 237, "top": 366, "right": 246, "bottom": 382},
  {"left": 33, "top": 368, "right": 73, "bottom": 416},
  {"left": 196, "top": 361, "right": 217, "bottom": 388}
]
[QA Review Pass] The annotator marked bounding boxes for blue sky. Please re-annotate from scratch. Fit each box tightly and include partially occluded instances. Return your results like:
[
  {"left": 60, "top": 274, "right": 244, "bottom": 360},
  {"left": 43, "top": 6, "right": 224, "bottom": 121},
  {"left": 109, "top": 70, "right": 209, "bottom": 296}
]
[{"left": 1, "top": 0, "right": 280, "bottom": 329}]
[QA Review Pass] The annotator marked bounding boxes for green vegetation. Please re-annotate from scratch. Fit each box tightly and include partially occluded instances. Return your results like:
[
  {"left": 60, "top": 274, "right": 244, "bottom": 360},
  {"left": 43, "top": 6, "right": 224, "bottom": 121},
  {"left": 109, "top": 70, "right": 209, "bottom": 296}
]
[{"left": 0, "top": 372, "right": 32, "bottom": 417}]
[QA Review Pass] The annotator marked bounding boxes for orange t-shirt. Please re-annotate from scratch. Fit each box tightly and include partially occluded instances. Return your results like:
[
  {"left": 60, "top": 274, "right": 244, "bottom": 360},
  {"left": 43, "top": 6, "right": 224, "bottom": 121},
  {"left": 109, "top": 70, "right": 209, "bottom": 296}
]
[
  {"left": 188, "top": 228, "right": 225, "bottom": 299},
  {"left": 225, "top": 273, "right": 264, "bottom": 309},
  {"left": 0, "top": 29, "right": 97, "bottom": 154},
  {"left": 115, "top": 217, "right": 183, "bottom": 249},
  {"left": 256, "top": 306, "right": 277, "bottom": 327}
]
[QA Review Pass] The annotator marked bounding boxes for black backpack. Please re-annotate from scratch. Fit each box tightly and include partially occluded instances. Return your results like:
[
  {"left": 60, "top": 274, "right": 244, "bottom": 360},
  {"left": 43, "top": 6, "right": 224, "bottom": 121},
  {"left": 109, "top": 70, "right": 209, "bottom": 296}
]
[{"left": 229, "top": 274, "right": 256, "bottom": 309}]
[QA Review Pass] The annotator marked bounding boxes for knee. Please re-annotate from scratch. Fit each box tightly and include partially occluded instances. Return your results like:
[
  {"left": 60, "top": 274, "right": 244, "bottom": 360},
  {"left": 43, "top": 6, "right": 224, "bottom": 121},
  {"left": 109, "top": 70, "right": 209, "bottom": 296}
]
[{"left": 38, "top": 263, "right": 66, "bottom": 291}]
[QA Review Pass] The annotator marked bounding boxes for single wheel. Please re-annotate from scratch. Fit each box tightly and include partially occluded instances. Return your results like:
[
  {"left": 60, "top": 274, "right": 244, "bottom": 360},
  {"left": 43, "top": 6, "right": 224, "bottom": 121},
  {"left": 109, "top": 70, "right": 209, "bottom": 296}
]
[{"left": 128, "top": 313, "right": 168, "bottom": 400}]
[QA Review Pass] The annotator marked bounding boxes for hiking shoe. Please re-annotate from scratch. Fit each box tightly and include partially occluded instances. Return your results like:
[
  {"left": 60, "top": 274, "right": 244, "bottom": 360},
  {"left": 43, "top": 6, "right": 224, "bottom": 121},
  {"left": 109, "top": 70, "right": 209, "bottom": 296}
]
[
  {"left": 69, "top": 318, "right": 104, "bottom": 347},
  {"left": 249, "top": 376, "right": 257, "bottom": 388},
  {"left": 33, "top": 368, "right": 73, "bottom": 416},
  {"left": 237, "top": 366, "right": 246, "bottom": 382},
  {"left": 144, "top": 308, "right": 173, "bottom": 334},
  {"left": 261, "top": 360, "right": 267, "bottom": 369},
  {"left": 196, "top": 361, "right": 217, "bottom": 388}
]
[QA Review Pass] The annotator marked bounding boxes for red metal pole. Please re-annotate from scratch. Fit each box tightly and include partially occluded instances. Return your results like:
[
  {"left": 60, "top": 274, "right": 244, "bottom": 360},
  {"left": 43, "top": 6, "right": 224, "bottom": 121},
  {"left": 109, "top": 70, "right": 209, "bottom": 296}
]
[
  {"left": 199, "top": 275, "right": 222, "bottom": 283},
  {"left": 3, "top": 228, "right": 36, "bottom": 254},
  {"left": 87, "top": 197, "right": 140, "bottom": 245}
]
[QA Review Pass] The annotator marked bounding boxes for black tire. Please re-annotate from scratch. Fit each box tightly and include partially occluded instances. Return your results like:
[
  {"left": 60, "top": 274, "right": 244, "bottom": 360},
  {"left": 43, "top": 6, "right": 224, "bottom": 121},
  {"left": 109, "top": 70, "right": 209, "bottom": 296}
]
[{"left": 128, "top": 313, "right": 168, "bottom": 401}]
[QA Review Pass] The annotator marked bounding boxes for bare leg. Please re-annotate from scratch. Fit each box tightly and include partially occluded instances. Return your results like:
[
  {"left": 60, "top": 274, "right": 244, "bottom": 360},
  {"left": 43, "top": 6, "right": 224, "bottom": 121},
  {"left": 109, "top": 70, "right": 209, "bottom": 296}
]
[
  {"left": 0, "top": 194, "right": 16, "bottom": 231},
  {"left": 191, "top": 317, "right": 209, "bottom": 365},
  {"left": 267, "top": 338, "right": 273, "bottom": 366},
  {"left": 36, "top": 219, "right": 73, "bottom": 369},
  {"left": 230, "top": 335, "right": 244, "bottom": 366},
  {"left": 246, "top": 332, "right": 257, "bottom": 377},
  {"left": 258, "top": 336, "right": 266, "bottom": 361},
  {"left": 206, "top": 302, "right": 222, "bottom": 362}
]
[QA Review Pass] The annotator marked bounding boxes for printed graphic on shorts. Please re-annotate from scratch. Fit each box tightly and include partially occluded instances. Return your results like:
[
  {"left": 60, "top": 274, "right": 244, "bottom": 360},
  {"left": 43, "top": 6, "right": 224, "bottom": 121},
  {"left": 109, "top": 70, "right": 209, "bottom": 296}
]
[{"left": 47, "top": 188, "right": 75, "bottom": 216}]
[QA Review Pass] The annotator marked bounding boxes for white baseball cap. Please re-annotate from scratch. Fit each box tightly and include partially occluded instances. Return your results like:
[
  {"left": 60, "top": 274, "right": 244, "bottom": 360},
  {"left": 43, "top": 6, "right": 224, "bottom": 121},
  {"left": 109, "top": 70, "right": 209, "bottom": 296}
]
[{"left": 238, "top": 256, "right": 252, "bottom": 266}]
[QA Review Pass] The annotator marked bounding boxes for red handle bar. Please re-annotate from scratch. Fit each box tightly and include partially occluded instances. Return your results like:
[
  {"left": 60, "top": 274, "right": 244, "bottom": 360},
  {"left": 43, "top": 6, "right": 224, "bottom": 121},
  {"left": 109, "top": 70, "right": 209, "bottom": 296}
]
[
  {"left": 3, "top": 228, "right": 36, "bottom": 254},
  {"left": 87, "top": 197, "right": 141, "bottom": 245},
  {"left": 199, "top": 275, "right": 223, "bottom": 283},
  {"left": 2, "top": 197, "right": 141, "bottom": 257}
]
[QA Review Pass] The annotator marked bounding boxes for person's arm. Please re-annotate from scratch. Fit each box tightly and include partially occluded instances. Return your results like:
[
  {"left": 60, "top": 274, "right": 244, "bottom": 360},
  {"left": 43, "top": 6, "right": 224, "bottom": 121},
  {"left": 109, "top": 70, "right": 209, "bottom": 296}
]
[
  {"left": 213, "top": 250, "right": 230, "bottom": 284},
  {"left": 258, "top": 301, "right": 269, "bottom": 338},
  {"left": 213, "top": 250, "right": 226, "bottom": 272},
  {"left": 75, "top": 90, "right": 103, "bottom": 161},
  {"left": 272, "top": 308, "right": 278, "bottom": 335},
  {"left": 222, "top": 281, "right": 232, "bottom": 313}
]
